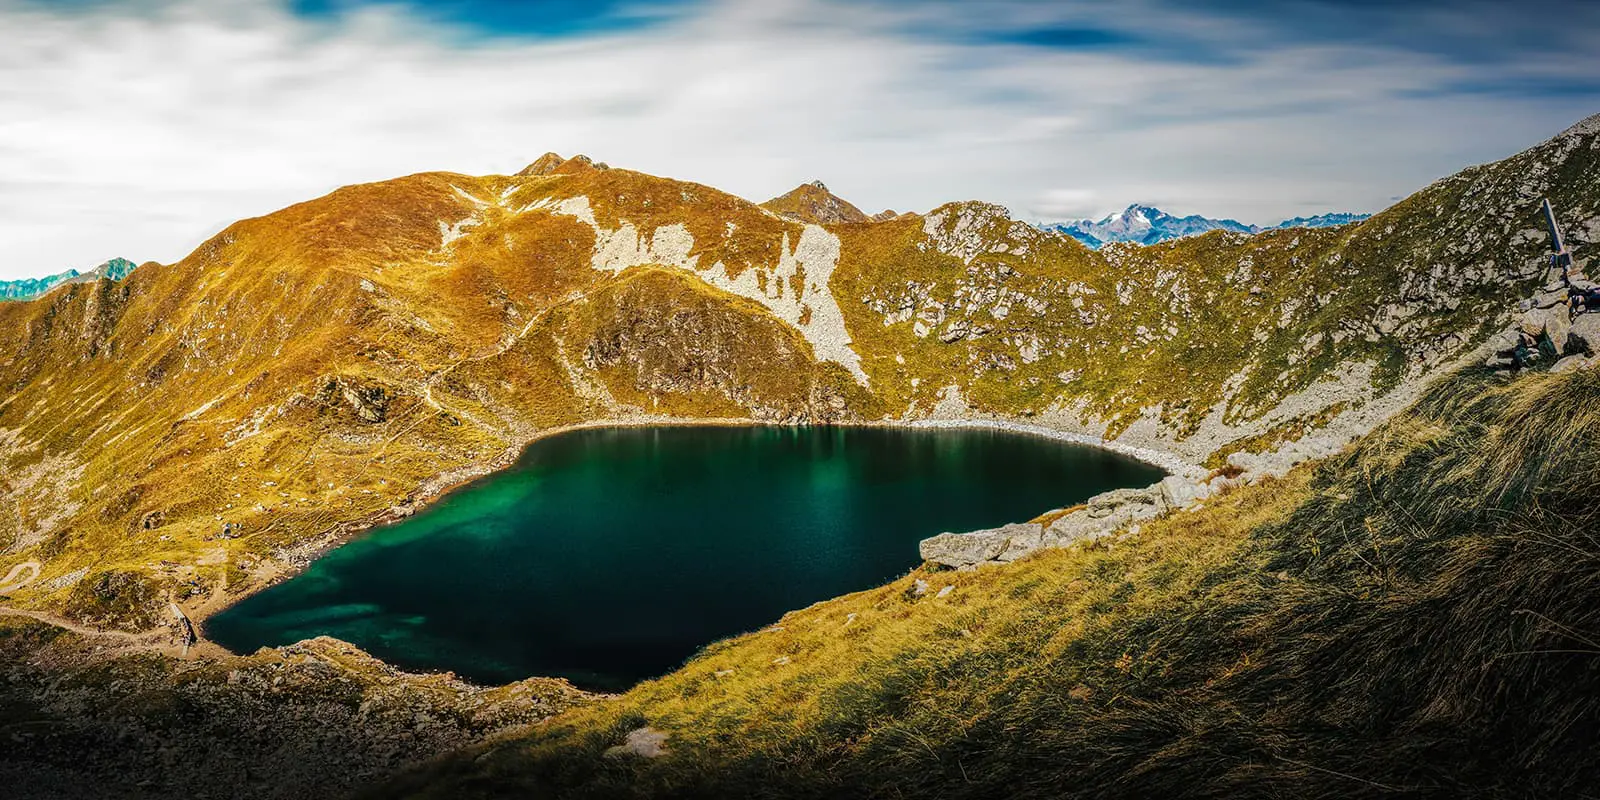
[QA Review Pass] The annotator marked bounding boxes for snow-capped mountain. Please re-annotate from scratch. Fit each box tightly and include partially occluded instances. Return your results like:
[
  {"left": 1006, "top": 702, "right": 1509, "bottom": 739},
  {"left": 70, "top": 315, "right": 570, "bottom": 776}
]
[
  {"left": 0, "top": 257, "right": 137, "bottom": 301},
  {"left": 1048, "top": 204, "right": 1370, "bottom": 248},
  {"left": 1271, "top": 212, "right": 1370, "bottom": 230}
]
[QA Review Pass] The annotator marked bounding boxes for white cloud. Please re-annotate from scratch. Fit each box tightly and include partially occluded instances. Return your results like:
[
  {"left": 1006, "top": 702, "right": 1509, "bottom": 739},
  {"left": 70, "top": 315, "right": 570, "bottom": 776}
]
[
  {"left": 1031, "top": 188, "right": 1098, "bottom": 221},
  {"left": 0, "top": 0, "right": 1594, "bottom": 278}
]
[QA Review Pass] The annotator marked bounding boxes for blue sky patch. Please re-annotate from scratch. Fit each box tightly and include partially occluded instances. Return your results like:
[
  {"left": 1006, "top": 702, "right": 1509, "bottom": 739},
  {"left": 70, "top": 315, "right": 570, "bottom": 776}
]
[{"left": 288, "top": 0, "right": 696, "bottom": 39}]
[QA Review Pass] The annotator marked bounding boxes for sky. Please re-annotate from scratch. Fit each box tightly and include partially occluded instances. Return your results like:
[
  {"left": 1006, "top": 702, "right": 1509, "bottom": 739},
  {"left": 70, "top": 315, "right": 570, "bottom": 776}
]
[{"left": 1, "top": 0, "right": 1598, "bottom": 280}]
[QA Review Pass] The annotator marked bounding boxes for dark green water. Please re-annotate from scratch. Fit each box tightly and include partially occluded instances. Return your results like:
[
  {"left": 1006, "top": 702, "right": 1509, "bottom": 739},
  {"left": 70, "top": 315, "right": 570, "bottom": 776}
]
[{"left": 207, "top": 426, "right": 1163, "bottom": 691}]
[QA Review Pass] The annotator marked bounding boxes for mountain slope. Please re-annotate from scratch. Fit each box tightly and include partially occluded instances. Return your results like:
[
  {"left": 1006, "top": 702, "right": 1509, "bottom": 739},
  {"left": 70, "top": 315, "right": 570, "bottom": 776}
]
[
  {"left": 0, "top": 114, "right": 1593, "bottom": 798},
  {"left": 0, "top": 119, "right": 1594, "bottom": 634},
  {"left": 1051, "top": 204, "right": 1372, "bottom": 248}
]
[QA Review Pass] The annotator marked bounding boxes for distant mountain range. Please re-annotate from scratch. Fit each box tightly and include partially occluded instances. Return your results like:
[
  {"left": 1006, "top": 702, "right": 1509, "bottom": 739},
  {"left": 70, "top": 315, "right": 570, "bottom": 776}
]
[
  {"left": 0, "top": 257, "right": 138, "bottom": 301},
  {"left": 1046, "top": 204, "right": 1370, "bottom": 248}
]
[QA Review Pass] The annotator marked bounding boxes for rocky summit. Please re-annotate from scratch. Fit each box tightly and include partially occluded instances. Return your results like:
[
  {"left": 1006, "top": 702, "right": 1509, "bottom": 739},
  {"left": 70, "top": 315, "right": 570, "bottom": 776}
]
[
  {"left": 0, "top": 113, "right": 1598, "bottom": 799},
  {"left": 760, "top": 179, "right": 873, "bottom": 224},
  {"left": 1051, "top": 204, "right": 1373, "bottom": 248}
]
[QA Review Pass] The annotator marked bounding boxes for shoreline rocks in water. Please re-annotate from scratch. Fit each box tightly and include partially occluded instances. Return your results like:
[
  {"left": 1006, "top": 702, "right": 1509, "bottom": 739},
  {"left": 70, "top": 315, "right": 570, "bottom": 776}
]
[{"left": 920, "top": 475, "right": 1215, "bottom": 569}]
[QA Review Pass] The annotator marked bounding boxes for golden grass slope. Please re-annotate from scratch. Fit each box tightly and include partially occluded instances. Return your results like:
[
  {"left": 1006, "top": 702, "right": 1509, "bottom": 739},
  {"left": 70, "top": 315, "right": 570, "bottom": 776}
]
[{"left": 0, "top": 116, "right": 1594, "bottom": 636}]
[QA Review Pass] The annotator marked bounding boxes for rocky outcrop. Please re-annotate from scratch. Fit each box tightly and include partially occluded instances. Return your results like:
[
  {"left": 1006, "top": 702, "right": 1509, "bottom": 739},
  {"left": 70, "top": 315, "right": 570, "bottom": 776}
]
[
  {"left": 315, "top": 375, "right": 392, "bottom": 423},
  {"left": 0, "top": 620, "right": 589, "bottom": 800},
  {"left": 920, "top": 475, "right": 1214, "bottom": 569},
  {"left": 1484, "top": 246, "right": 1596, "bottom": 371}
]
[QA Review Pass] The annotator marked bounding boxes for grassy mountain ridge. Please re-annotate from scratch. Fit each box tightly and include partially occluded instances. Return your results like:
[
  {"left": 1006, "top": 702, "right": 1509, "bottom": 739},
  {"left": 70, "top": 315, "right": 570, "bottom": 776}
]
[{"left": 0, "top": 119, "right": 1595, "bottom": 630}]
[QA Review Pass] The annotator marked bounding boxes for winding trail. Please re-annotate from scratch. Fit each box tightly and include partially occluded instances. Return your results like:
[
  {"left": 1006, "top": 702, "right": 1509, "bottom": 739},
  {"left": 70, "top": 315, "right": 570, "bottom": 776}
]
[
  {"left": 0, "top": 606, "right": 145, "bottom": 641},
  {"left": 0, "top": 560, "right": 40, "bottom": 593}
]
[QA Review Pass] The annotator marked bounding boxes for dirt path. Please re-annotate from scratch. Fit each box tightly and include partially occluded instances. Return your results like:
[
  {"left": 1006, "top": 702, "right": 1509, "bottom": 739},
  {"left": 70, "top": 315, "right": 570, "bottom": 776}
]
[
  {"left": 0, "top": 560, "right": 40, "bottom": 593},
  {"left": 0, "top": 606, "right": 146, "bottom": 641}
]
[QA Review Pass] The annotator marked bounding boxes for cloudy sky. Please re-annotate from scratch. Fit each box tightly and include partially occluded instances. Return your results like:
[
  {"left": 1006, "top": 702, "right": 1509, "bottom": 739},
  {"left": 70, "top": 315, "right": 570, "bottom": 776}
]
[{"left": 1, "top": 0, "right": 1597, "bottom": 280}]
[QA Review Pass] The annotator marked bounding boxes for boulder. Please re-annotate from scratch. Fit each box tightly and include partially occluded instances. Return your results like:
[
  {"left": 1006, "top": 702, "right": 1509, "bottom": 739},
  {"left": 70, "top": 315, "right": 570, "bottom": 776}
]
[
  {"left": 1535, "top": 288, "right": 1569, "bottom": 308},
  {"left": 920, "top": 522, "right": 1044, "bottom": 569},
  {"left": 1044, "top": 511, "right": 1119, "bottom": 546},
  {"left": 1519, "top": 308, "right": 1554, "bottom": 337},
  {"left": 1086, "top": 487, "right": 1159, "bottom": 518},
  {"left": 1545, "top": 309, "right": 1573, "bottom": 355},
  {"left": 1487, "top": 329, "right": 1521, "bottom": 357},
  {"left": 1157, "top": 475, "right": 1211, "bottom": 509},
  {"left": 1568, "top": 313, "right": 1600, "bottom": 356},
  {"left": 604, "top": 727, "right": 668, "bottom": 759},
  {"left": 1553, "top": 355, "right": 1590, "bottom": 373}
]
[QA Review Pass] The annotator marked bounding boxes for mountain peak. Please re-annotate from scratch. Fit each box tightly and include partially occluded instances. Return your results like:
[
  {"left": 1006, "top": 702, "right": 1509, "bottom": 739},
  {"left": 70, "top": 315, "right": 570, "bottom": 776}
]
[
  {"left": 0, "top": 256, "right": 138, "bottom": 301},
  {"left": 760, "top": 181, "right": 869, "bottom": 225},
  {"left": 516, "top": 152, "right": 565, "bottom": 177},
  {"left": 1047, "top": 204, "right": 1369, "bottom": 248}
]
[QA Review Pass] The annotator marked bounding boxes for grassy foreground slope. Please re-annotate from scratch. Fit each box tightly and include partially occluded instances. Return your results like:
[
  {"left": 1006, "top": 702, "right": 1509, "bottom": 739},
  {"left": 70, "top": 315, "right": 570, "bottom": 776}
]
[{"left": 393, "top": 363, "right": 1600, "bottom": 799}]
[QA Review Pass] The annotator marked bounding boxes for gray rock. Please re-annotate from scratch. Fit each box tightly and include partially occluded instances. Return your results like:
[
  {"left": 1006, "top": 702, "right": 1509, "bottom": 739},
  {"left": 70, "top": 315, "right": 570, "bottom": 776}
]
[
  {"left": 1553, "top": 355, "right": 1590, "bottom": 373},
  {"left": 1086, "top": 487, "right": 1159, "bottom": 518},
  {"left": 919, "top": 522, "right": 1044, "bottom": 568},
  {"left": 923, "top": 478, "right": 1195, "bottom": 570},
  {"left": 1157, "top": 475, "right": 1211, "bottom": 509},
  {"left": 1536, "top": 289, "right": 1569, "bottom": 308},
  {"left": 1208, "top": 474, "right": 1244, "bottom": 494},
  {"left": 1044, "top": 511, "right": 1118, "bottom": 545},
  {"left": 1545, "top": 308, "right": 1573, "bottom": 354},
  {"left": 1568, "top": 313, "right": 1600, "bottom": 356},
  {"left": 1519, "top": 307, "right": 1554, "bottom": 337},
  {"left": 604, "top": 727, "right": 668, "bottom": 759},
  {"left": 1487, "top": 329, "right": 1521, "bottom": 357}
]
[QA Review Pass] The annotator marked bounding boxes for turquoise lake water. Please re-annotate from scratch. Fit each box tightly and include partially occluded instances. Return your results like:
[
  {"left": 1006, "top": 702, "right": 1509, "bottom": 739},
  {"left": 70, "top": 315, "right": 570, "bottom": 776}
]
[{"left": 206, "top": 426, "right": 1164, "bottom": 690}]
